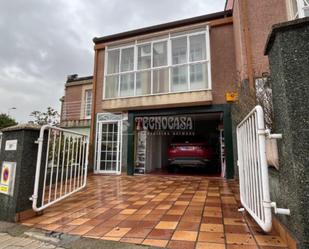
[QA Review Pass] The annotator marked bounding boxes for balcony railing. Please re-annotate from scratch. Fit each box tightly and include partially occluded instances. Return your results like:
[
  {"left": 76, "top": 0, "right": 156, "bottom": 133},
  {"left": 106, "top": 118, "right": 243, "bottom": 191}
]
[
  {"left": 60, "top": 119, "right": 91, "bottom": 128},
  {"left": 61, "top": 101, "right": 91, "bottom": 128}
]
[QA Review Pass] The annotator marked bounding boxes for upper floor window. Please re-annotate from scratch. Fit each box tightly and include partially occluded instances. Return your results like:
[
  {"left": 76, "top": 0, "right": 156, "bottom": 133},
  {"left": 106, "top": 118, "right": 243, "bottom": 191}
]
[
  {"left": 104, "top": 26, "right": 211, "bottom": 99},
  {"left": 84, "top": 89, "right": 92, "bottom": 119},
  {"left": 290, "top": 0, "right": 309, "bottom": 19}
]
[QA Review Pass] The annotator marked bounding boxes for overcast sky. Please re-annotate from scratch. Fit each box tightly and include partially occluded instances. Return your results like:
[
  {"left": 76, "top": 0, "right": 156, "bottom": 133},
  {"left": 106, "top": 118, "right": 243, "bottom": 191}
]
[{"left": 0, "top": 0, "right": 225, "bottom": 123}]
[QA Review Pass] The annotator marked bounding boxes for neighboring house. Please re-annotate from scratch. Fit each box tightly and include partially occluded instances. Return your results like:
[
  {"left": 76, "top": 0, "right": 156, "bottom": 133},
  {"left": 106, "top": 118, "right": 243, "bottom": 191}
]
[{"left": 60, "top": 74, "right": 93, "bottom": 136}]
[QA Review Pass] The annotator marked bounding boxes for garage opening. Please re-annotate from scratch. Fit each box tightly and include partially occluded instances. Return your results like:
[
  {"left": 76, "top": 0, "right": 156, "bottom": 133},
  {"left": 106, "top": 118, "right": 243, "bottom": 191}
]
[{"left": 134, "top": 112, "right": 225, "bottom": 177}]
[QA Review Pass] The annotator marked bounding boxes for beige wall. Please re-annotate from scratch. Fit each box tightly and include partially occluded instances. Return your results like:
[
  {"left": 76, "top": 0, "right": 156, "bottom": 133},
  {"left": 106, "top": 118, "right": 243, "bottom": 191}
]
[{"left": 101, "top": 90, "right": 212, "bottom": 111}]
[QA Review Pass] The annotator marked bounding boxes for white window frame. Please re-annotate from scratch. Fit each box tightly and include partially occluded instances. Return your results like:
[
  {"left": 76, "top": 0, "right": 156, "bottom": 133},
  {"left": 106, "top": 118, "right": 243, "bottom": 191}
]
[
  {"left": 103, "top": 26, "right": 211, "bottom": 100},
  {"left": 299, "top": 0, "right": 309, "bottom": 17},
  {"left": 94, "top": 113, "right": 123, "bottom": 175},
  {"left": 84, "top": 89, "right": 92, "bottom": 119},
  {"left": 289, "top": 0, "right": 309, "bottom": 19}
]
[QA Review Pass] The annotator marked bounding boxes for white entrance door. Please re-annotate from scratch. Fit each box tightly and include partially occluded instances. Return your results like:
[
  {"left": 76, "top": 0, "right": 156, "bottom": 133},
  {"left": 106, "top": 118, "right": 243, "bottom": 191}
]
[{"left": 97, "top": 120, "right": 122, "bottom": 174}]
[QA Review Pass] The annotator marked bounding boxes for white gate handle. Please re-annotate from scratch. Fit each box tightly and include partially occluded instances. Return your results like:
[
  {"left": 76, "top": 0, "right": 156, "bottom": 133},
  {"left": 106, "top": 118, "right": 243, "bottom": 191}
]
[
  {"left": 265, "top": 129, "right": 283, "bottom": 139},
  {"left": 271, "top": 202, "right": 291, "bottom": 215}
]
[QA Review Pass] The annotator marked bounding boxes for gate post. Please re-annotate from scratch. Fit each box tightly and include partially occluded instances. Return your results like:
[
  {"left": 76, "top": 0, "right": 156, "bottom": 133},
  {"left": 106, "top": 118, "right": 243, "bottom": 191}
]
[
  {"left": 265, "top": 17, "right": 309, "bottom": 247},
  {"left": 0, "top": 124, "right": 41, "bottom": 222}
]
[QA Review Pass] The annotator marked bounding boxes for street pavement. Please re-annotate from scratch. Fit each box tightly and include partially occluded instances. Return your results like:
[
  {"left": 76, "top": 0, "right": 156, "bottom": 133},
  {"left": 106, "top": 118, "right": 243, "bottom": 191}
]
[{"left": 0, "top": 221, "right": 162, "bottom": 249}]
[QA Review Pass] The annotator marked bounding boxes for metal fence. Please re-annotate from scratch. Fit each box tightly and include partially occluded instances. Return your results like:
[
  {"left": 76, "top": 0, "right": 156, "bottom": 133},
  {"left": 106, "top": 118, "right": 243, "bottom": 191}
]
[
  {"left": 61, "top": 101, "right": 91, "bottom": 120},
  {"left": 31, "top": 125, "right": 89, "bottom": 212},
  {"left": 236, "top": 105, "right": 290, "bottom": 232}
]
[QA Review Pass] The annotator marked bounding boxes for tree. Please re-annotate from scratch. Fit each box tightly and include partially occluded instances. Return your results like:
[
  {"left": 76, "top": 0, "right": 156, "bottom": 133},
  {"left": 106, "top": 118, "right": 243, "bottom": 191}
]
[
  {"left": 29, "top": 107, "right": 60, "bottom": 126},
  {"left": 0, "top": 114, "right": 18, "bottom": 129}
]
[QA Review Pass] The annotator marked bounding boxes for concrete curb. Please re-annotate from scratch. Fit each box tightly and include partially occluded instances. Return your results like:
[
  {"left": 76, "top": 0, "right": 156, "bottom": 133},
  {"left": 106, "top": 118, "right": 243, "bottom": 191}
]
[{"left": 0, "top": 221, "right": 164, "bottom": 249}]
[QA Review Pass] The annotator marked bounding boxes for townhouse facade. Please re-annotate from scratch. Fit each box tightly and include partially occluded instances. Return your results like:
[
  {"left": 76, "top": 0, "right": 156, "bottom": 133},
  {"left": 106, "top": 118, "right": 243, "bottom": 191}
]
[
  {"left": 88, "top": 0, "right": 292, "bottom": 177},
  {"left": 59, "top": 0, "right": 308, "bottom": 177},
  {"left": 60, "top": 74, "right": 93, "bottom": 136},
  {"left": 56, "top": 1, "right": 309, "bottom": 247}
]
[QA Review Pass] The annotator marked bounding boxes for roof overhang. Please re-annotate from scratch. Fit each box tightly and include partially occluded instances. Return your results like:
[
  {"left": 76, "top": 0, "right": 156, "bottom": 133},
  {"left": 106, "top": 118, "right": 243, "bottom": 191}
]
[{"left": 93, "top": 10, "right": 232, "bottom": 45}]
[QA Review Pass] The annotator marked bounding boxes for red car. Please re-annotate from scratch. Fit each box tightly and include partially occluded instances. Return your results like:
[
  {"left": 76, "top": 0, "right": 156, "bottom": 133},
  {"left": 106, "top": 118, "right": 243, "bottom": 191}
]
[{"left": 167, "top": 136, "right": 216, "bottom": 171}]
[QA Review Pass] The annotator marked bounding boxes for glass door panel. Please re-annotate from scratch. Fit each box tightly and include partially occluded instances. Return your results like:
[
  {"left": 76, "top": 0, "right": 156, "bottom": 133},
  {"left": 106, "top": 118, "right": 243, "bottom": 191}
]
[{"left": 97, "top": 120, "right": 122, "bottom": 174}]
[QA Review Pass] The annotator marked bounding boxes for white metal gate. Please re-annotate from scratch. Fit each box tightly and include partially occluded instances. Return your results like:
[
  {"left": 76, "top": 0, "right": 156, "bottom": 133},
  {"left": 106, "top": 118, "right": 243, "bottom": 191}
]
[
  {"left": 237, "top": 106, "right": 290, "bottom": 232},
  {"left": 31, "top": 125, "right": 89, "bottom": 212}
]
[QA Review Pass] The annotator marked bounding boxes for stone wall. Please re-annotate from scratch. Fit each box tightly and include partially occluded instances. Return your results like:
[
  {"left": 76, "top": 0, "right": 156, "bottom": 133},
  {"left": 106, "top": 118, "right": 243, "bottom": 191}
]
[
  {"left": 0, "top": 125, "right": 41, "bottom": 221},
  {"left": 265, "top": 17, "right": 309, "bottom": 249}
]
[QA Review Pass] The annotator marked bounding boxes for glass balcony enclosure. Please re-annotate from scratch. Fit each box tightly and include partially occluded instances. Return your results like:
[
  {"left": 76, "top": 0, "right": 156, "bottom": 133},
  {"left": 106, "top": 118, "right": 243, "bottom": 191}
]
[
  {"left": 290, "top": 0, "right": 309, "bottom": 19},
  {"left": 103, "top": 26, "right": 211, "bottom": 99}
]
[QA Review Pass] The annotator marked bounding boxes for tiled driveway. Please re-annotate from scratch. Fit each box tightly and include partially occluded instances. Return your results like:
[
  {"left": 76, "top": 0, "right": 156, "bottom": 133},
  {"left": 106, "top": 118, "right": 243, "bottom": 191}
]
[{"left": 22, "top": 175, "right": 288, "bottom": 249}]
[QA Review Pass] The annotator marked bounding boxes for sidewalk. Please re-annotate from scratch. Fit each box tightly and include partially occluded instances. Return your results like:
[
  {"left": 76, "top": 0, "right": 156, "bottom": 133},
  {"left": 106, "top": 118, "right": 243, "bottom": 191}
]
[
  {"left": 0, "top": 233, "right": 64, "bottom": 249},
  {"left": 0, "top": 221, "right": 162, "bottom": 249}
]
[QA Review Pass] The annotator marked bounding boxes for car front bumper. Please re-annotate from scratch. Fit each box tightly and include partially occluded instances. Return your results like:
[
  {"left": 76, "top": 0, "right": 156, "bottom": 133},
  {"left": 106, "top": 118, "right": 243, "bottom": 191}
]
[{"left": 168, "top": 158, "right": 210, "bottom": 167}]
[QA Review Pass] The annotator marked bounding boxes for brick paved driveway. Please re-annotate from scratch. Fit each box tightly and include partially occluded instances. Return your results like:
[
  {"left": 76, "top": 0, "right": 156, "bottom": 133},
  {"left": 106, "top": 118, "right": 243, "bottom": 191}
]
[{"left": 21, "top": 175, "right": 288, "bottom": 249}]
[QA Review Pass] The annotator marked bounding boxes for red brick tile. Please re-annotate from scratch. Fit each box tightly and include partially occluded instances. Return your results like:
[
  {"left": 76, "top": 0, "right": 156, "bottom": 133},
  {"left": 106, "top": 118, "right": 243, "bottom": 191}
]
[
  {"left": 147, "top": 229, "right": 174, "bottom": 240},
  {"left": 83, "top": 219, "right": 104, "bottom": 227},
  {"left": 224, "top": 224, "right": 251, "bottom": 234},
  {"left": 198, "top": 232, "right": 225, "bottom": 243},
  {"left": 124, "top": 227, "right": 152, "bottom": 238},
  {"left": 177, "top": 221, "right": 200, "bottom": 231},
  {"left": 172, "top": 230, "right": 198, "bottom": 241},
  {"left": 70, "top": 225, "right": 94, "bottom": 235},
  {"left": 226, "top": 233, "right": 256, "bottom": 245},
  {"left": 142, "top": 239, "right": 168, "bottom": 247},
  {"left": 118, "top": 220, "right": 140, "bottom": 228},
  {"left": 202, "top": 217, "right": 223, "bottom": 224},
  {"left": 105, "top": 227, "right": 131, "bottom": 237},
  {"left": 226, "top": 245, "right": 258, "bottom": 249},
  {"left": 196, "top": 242, "right": 226, "bottom": 249},
  {"left": 85, "top": 225, "right": 113, "bottom": 237},
  {"left": 167, "top": 240, "right": 195, "bottom": 249},
  {"left": 161, "top": 215, "right": 182, "bottom": 222},
  {"left": 139, "top": 220, "right": 158, "bottom": 229},
  {"left": 120, "top": 237, "right": 144, "bottom": 244}
]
